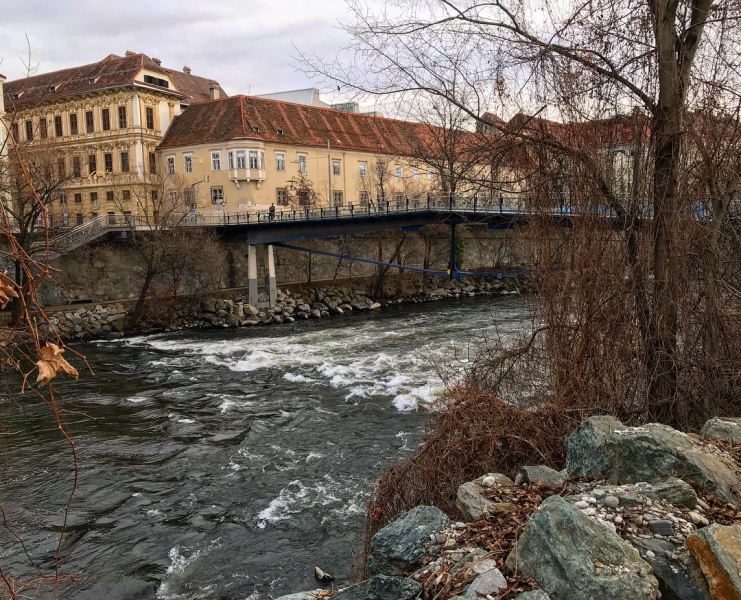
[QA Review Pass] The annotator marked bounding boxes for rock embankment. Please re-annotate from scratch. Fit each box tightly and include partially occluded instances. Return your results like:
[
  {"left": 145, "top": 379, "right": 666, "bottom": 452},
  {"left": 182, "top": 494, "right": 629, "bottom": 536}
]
[
  {"left": 277, "top": 415, "right": 741, "bottom": 600},
  {"left": 47, "top": 275, "right": 525, "bottom": 341}
]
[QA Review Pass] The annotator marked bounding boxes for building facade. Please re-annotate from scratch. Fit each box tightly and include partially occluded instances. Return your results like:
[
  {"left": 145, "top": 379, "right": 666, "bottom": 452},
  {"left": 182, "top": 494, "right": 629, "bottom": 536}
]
[
  {"left": 156, "top": 95, "right": 501, "bottom": 215},
  {"left": 2, "top": 52, "right": 225, "bottom": 227}
]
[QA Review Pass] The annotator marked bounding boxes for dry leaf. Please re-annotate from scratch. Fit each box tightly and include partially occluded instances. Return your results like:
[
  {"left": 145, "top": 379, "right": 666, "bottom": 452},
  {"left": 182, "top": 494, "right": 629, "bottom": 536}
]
[
  {"left": 0, "top": 271, "right": 19, "bottom": 308},
  {"left": 36, "top": 343, "right": 78, "bottom": 385}
]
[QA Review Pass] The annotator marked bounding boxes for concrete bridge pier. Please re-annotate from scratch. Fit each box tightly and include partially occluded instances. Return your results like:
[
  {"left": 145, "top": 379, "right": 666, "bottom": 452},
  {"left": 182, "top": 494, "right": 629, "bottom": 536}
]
[
  {"left": 248, "top": 244, "right": 259, "bottom": 306},
  {"left": 247, "top": 244, "right": 278, "bottom": 308}
]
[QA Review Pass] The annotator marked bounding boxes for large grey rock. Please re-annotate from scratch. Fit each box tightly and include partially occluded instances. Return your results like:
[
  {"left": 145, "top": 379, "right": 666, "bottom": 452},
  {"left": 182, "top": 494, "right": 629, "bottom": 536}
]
[
  {"left": 519, "top": 465, "right": 567, "bottom": 488},
  {"left": 332, "top": 575, "right": 421, "bottom": 600},
  {"left": 456, "top": 482, "right": 517, "bottom": 522},
  {"left": 513, "top": 593, "right": 550, "bottom": 600},
  {"left": 464, "top": 567, "right": 507, "bottom": 597},
  {"left": 506, "top": 495, "right": 659, "bottom": 599},
  {"left": 631, "top": 538, "right": 711, "bottom": 600},
  {"left": 686, "top": 524, "right": 741, "bottom": 599},
  {"left": 367, "top": 505, "right": 451, "bottom": 575},
  {"left": 565, "top": 416, "right": 741, "bottom": 506},
  {"left": 700, "top": 417, "right": 741, "bottom": 444}
]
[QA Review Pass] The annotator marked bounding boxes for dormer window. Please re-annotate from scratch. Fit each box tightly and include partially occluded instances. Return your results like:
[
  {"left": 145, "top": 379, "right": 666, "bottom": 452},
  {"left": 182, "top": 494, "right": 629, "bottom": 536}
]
[
  {"left": 10, "top": 92, "right": 22, "bottom": 100},
  {"left": 143, "top": 74, "right": 169, "bottom": 89},
  {"left": 276, "top": 129, "right": 284, "bottom": 136},
  {"left": 88, "top": 77, "right": 100, "bottom": 85},
  {"left": 49, "top": 84, "right": 59, "bottom": 92},
  {"left": 252, "top": 126, "right": 259, "bottom": 133}
]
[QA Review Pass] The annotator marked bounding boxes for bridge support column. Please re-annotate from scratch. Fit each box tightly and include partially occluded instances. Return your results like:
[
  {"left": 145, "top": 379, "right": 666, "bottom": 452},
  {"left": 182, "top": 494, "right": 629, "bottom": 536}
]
[
  {"left": 247, "top": 244, "right": 258, "bottom": 306},
  {"left": 266, "top": 245, "right": 277, "bottom": 308}
]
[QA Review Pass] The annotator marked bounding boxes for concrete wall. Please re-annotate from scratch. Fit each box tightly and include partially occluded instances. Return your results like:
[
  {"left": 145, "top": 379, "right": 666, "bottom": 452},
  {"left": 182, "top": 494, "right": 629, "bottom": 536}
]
[{"left": 37, "top": 224, "right": 534, "bottom": 306}]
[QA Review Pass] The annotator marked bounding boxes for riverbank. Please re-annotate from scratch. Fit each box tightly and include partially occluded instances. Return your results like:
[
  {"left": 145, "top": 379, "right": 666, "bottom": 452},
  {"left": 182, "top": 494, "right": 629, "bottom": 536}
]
[{"left": 47, "top": 273, "right": 530, "bottom": 341}]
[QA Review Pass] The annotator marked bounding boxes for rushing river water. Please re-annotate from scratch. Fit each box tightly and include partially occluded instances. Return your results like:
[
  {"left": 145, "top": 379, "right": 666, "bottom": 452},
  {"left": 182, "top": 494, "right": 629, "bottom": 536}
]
[{"left": 0, "top": 295, "right": 529, "bottom": 600}]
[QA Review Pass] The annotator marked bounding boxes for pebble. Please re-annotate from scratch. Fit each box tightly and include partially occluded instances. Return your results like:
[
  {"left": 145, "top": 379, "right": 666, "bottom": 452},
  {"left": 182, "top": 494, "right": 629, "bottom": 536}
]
[
  {"left": 575, "top": 500, "right": 590, "bottom": 509},
  {"left": 583, "top": 508, "right": 597, "bottom": 516},
  {"left": 645, "top": 550, "right": 656, "bottom": 558},
  {"left": 614, "top": 516, "right": 624, "bottom": 524},
  {"left": 604, "top": 495, "right": 620, "bottom": 508}
]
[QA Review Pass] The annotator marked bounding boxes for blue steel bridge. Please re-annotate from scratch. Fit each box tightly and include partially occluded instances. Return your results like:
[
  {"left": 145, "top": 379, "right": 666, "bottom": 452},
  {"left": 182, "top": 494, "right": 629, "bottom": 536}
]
[{"left": 31, "top": 195, "right": 576, "bottom": 306}]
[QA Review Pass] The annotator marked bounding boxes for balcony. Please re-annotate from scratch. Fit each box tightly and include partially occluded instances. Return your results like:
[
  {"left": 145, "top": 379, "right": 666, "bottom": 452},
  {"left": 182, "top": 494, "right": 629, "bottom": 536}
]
[{"left": 228, "top": 168, "right": 266, "bottom": 186}]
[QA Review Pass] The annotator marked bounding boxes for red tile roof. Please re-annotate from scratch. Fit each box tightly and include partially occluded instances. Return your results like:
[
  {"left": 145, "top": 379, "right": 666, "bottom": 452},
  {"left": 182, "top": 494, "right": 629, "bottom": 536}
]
[
  {"left": 3, "top": 53, "right": 224, "bottom": 111},
  {"left": 159, "top": 95, "right": 488, "bottom": 158}
]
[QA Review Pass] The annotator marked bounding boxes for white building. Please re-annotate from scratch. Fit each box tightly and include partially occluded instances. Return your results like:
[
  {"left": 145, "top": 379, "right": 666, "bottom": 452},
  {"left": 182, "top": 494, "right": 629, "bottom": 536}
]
[{"left": 256, "top": 88, "right": 328, "bottom": 108}]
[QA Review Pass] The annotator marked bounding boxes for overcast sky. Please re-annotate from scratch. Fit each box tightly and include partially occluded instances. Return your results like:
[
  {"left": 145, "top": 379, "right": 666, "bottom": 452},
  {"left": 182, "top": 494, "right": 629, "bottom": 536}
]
[{"left": 0, "top": 0, "right": 353, "bottom": 100}]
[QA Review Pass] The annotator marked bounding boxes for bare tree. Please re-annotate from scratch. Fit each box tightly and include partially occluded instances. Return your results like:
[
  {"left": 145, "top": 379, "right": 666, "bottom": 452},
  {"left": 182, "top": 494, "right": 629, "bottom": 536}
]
[{"left": 302, "top": 0, "right": 741, "bottom": 423}]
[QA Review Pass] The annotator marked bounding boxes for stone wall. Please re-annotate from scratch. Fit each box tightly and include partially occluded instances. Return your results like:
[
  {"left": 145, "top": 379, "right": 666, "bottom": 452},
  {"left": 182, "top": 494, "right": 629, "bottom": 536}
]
[{"left": 37, "top": 224, "right": 534, "bottom": 306}]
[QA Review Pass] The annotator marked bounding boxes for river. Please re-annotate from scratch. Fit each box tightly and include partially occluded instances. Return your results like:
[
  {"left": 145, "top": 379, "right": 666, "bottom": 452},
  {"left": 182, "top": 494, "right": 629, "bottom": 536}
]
[{"left": 0, "top": 295, "right": 529, "bottom": 599}]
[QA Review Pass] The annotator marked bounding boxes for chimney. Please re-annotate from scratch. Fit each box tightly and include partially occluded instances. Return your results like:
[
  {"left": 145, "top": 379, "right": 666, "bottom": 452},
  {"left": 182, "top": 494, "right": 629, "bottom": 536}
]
[
  {"left": 209, "top": 82, "right": 220, "bottom": 100},
  {"left": 152, "top": 57, "right": 162, "bottom": 66},
  {"left": 183, "top": 66, "right": 192, "bottom": 74},
  {"left": 125, "top": 50, "right": 137, "bottom": 57}
]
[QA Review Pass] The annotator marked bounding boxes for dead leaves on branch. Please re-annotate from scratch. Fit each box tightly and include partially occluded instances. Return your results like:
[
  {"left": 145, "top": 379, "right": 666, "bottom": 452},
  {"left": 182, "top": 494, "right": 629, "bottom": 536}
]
[
  {"left": 0, "top": 271, "right": 19, "bottom": 308},
  {"left": 35, "top": 343, "right": 78, "bottom": 385}
]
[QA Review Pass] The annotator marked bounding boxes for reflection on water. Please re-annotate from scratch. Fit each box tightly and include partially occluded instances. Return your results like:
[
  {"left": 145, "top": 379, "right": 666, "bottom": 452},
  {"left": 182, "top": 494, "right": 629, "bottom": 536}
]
[{"left": 0, "top": 295, "right": 528, "bottom": 599}]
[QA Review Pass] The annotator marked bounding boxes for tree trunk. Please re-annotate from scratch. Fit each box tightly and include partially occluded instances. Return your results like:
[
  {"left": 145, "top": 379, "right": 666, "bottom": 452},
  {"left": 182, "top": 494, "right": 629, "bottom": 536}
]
[{"left": 130, "top": 268, "right": 157, "bottom": 326}]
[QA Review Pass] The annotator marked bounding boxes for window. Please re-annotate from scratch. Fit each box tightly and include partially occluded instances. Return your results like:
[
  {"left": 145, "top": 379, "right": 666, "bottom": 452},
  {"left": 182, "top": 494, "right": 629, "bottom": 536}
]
[
  {"left": 40, "top": 118, "right": 48, "bottom": 139},
  {"left": 104, "top": 153, "right": 113, "bottom": 173},
  {"left": 70, "top": 113, "right": 78, "bottom": 135},
  {"left": 102, "top": 108, "right": 110, "bottom": 131},
  {"left": 10, "top": 123, "right": 18, "bottom": 141},
  {"left": 72, "top": 156, "right": 81, "bottom": 178},
  {"left": 122, "top": 190, "right": 131, "bottom": 201},
  {"left": 236, "top": 150, "right": 246, "bottom": 169},
  {"left": 144, "top": 74, "right": 169, "bottom": 88},
  {"left": 184, "top": 154, "right": 193, "bottom": 173},
  {"left": 107, "top": 212, "right": 116, "bottom": 225},
  {"left": 146, "top": 107, "right": 154, "bottom": 130},
  {"left": 54, "top": 116, "right": 63, "bottom": 137},
  {"left": 210, "top": 187, "right": 224, "bottom": 204},
  {"left": 74, "top": 193, "right": 82, "bottom": 204},
  {"left": 184, "top": 188, "right": 195, "bottom": 206},
  {"left": 91, "top": 212, "right": 98, "bottom": 219},
  {"left": 149, "top": 152, "right": 157, "bottom": 174},
  {"left": 395, "top": 166, "right": 402, "bottom": 179},
  {"left": 333, "top": 160, "right": 341, "bottom": 176},
  {"left": 169, "top": 190, "right": 178, "bottom": 203},
  {"left": 76, "top": 213, "right": 83, "bottom": 225},
  {"left": 413, "top": 167, "right": 419, "bottom": 180},
  {"left": 359, "top": 162, "right": 367, "bottom": 177},
  {"left": 427, "top": 170, "right": 433, "bottom": 181},
  {"left": 333, "top": 190, "right": 344, "bottom": 206},
  {"left": 211, "top": 151, "right": 221, "bottom": 171},
  {"left": 228, "top": 151, "right": 234, "bottom": 170},
  {"left": 90, "top": 192, "right": 99, "bottom": 205},
  {"left": 394, "top": 192, "right": 404, "bottom": 202},
  {"left": 121, "top": 151, "right": 129, "bottom": 172},
  {"left": 298, "top": 190, "right": 310, "bottom": 205},
  {"left": 297, "top": 154, "right": 307, "bottom": 174},
  {"left": 249, "top": 150, "right": 259, "bottom": 169},
  {"left": 276, "top": 188, "right": 288, "bottom": 205},
  {"left": 167, "top": 156, "right": 175, "bottom": 175},
  {"left": 151, "top": 190, "right": 158, "bottom": 201},
  {"left": 25, "top": 120, "right": 33, "bottom": 141},
  {"left": 88, "top": 154, "right": 97, "bottom": 175},
  {"left": 276, "top": 152, "right": 285, "bottom": 171},
  {"left": 57, "top": 158, "right": 65, "bottom": 178},
  {"left": 118, "top": 106, "right": 127, "bottom": 128},
  {"left": 360, "top": 191, "right": 370, "bottom": 205},
  {"left": 106, "top": 191, "right": 114, "bottom": 202},
  {"left": 85, "top": 111, "right": 94, "bottom": 133}
]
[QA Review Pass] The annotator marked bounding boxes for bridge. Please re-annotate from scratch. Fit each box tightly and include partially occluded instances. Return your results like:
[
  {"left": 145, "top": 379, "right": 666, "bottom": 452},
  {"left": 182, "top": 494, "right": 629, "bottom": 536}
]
[{"left": 30, "top": 196, "right": 560, "bottom": 306}]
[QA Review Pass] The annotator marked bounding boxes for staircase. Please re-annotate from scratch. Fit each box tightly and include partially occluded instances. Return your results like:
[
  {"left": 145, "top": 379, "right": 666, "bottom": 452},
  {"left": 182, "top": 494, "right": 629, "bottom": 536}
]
[{"left": 30, "top": 216, "right": 121, "bottom": 260}]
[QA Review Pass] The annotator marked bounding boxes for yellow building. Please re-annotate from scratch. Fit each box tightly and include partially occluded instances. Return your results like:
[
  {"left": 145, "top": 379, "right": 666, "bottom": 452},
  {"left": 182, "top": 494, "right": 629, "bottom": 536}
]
[
  {"left": 157, "top": 95, "right": 483, "bottom": 215},
  {"left": 2, "top": 52, "right": 225, "bottom": 227}
]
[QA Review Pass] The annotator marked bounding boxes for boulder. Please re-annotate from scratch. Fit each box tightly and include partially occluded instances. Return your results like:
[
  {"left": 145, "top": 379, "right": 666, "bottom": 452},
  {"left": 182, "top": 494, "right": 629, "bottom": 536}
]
[
  {"left": 700, "top": 418, "right": 741, "bottom": 444},
  {"left": 519, "top": 465, "right": 567, "bottom": 488},
  {"left": 367, "top": 505, "right": 451, "bottom": 576},
  {"left": 464, "top": 567, "right": 507, "bottom": 597},
  {"left": 506, "top": 495, "right": 659, "bottom": 600},
  {"left": 686, "top": 524, "right": 741, "bottom": 599},
  {"left": 456, "top": 482, "right": 517, "bottom": 522},
  {"left": 512, "top": 593, "right": 551, "bottom": 600},
  {"left": 631, "top": 538, "right": 711, "bottom": 600},
  {"left": 331, "top": 575, "right": 421, "bottom": 600},
  {"left": 565, "top": 416, "right": 741, "bottom": 506}
]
